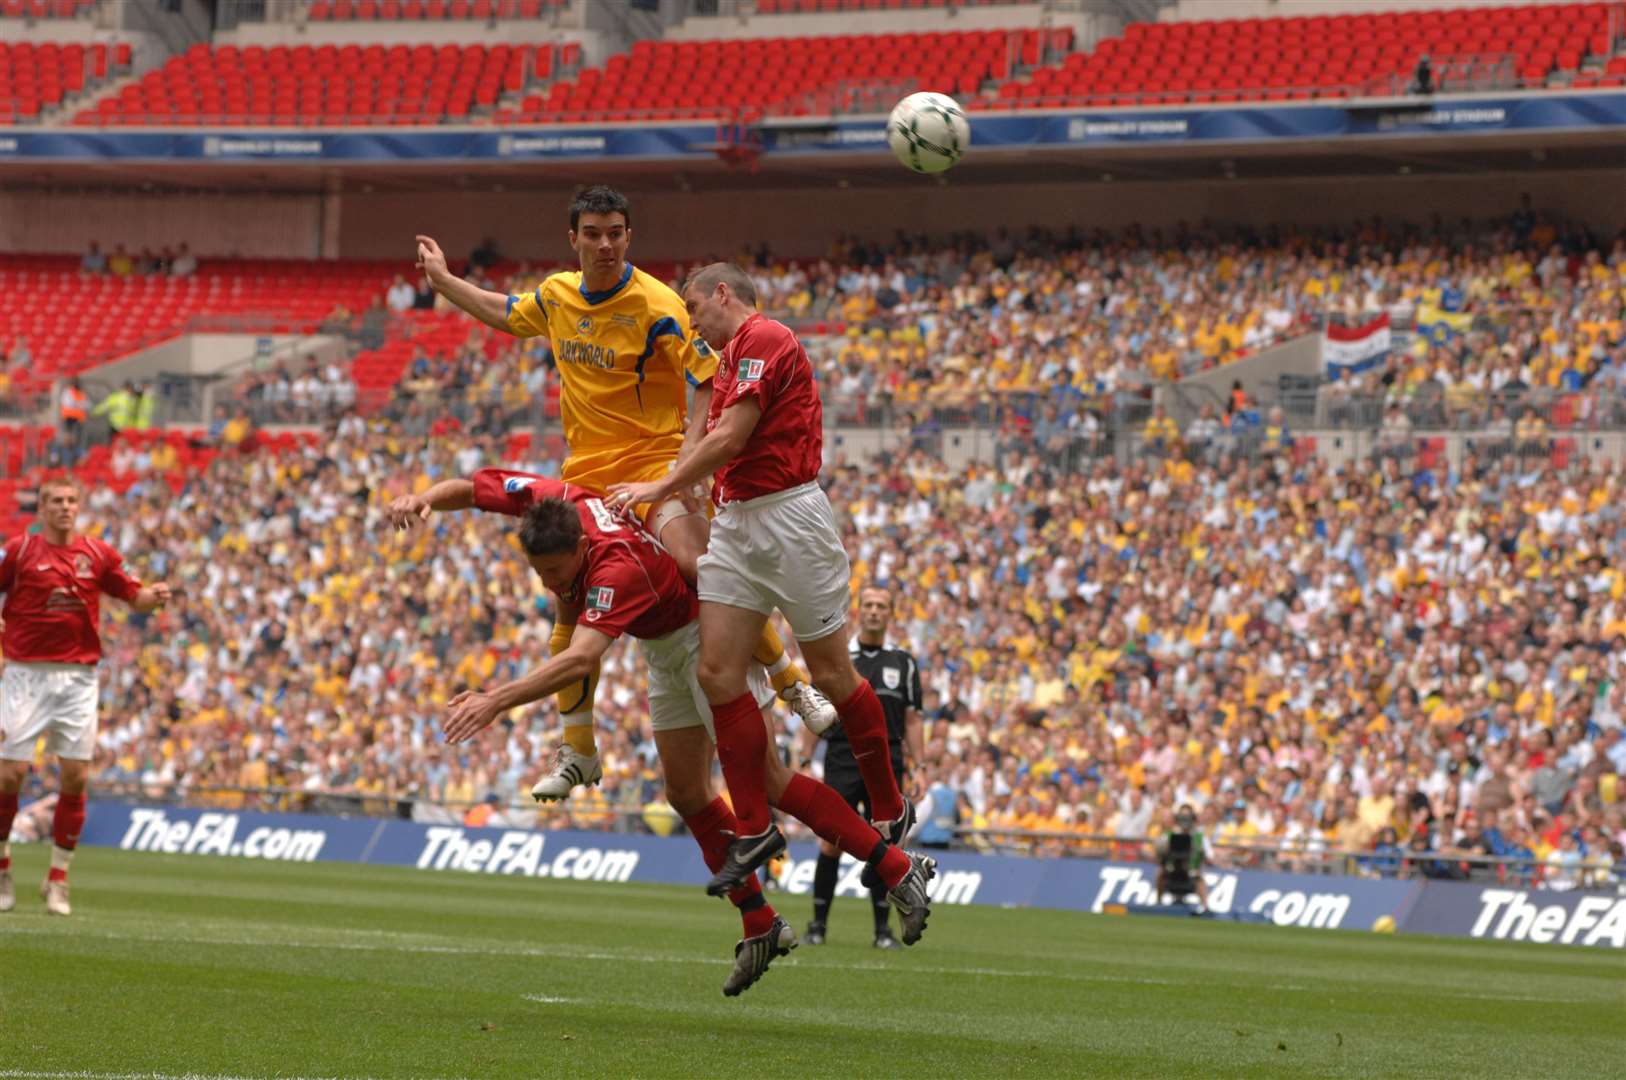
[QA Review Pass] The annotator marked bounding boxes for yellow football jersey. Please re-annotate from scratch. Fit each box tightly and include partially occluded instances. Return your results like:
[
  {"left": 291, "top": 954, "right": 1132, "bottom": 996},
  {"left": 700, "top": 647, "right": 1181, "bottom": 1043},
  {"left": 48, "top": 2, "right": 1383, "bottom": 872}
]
[{"left": 506, "top": 264, "right": 717, "bottom": 493}]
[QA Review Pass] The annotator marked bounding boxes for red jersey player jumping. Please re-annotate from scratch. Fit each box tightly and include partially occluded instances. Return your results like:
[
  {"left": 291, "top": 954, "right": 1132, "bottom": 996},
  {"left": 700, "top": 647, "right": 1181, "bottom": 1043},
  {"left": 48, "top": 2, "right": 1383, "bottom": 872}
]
[
  {"left": 609, "top": 262, "right": 935, "bottom": 944},
  {"left": 390, "top": 466, "right": 936, "bottom": 987},
  {"left": 0, "top": 476, "right": 171, "bottom": 916}
]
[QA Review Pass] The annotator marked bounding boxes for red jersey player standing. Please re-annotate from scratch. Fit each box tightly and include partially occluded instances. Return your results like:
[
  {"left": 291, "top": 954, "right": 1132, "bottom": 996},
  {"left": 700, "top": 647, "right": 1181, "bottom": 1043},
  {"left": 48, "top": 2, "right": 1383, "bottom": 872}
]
[
  {"left": 0, "top": 477, "right": 171, "bottom": 916},
  {"left": 610, "top": 262, "right": 935, "bottom": 944}
]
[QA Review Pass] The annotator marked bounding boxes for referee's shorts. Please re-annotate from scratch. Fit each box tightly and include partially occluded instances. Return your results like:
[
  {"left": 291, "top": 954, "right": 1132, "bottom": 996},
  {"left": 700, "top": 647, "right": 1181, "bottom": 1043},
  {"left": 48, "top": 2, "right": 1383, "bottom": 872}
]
[{"left": 823, "top": 752, "right": 905, "bottom": 819}]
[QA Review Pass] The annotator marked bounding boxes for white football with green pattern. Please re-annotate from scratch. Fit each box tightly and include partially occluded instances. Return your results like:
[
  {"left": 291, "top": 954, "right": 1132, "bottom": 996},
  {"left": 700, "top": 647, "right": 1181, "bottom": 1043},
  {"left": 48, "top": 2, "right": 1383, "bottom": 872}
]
[{"left": 886, "top": 92, "right": 970, "bottom": 174}]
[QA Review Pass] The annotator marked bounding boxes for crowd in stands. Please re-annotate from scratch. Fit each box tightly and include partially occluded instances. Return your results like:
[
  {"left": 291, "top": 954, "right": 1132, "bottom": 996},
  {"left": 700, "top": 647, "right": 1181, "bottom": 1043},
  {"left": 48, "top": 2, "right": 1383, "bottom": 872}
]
[
  {"left": 63, "top": 199, "right": 1626, "bottom": 452},
  {"left": 11, "top": 414, "right": 1620, "bottom": 890},
  {"left": 700, "top": 208, "right": 1626, "bottom": 434}
]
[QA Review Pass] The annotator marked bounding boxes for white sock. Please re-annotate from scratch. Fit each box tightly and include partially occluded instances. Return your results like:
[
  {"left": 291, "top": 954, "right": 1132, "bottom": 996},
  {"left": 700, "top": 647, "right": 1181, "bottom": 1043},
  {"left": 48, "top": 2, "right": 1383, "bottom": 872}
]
[
  {"left": 766, "top": 652, "right": 792, "bottom": 678},
  {"left": 50, "top": 844, "right": 75, "bottom": 875}
]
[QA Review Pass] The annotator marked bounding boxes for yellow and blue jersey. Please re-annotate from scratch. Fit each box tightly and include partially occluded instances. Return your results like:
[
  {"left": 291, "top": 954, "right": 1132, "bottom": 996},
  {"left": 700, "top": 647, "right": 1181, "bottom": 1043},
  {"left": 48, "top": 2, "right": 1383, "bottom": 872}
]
[{"left": 506, "top": 264, "right": 717, "bottom": 493}]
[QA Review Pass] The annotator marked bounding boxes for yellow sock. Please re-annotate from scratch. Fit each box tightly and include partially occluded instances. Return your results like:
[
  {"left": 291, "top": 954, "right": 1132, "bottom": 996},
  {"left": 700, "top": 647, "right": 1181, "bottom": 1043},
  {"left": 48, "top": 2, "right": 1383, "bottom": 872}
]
[
  {"left": 562, "top": 715, "right": 597, "bottom": 758},
  {"left": 551, "top": 618, "right": 600, "bottom": 757},
  {"left": 753, "top": 623, "right": 803, "bottom": 695}
]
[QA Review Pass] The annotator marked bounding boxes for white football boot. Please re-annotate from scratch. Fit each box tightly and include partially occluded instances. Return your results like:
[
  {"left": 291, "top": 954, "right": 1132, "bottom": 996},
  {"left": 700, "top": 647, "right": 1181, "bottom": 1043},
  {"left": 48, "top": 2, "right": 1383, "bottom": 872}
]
[{"left": 530, "top": 744, "right": 603, "bottom": 803}]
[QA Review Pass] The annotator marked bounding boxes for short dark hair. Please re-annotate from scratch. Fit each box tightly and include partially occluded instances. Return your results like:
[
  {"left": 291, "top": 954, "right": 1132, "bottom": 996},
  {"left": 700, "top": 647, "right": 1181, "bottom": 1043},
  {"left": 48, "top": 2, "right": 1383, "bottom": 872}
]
[
  {"left": 569, "top": 185, "right": 631, "bottom": 230},
  {"left": 519, "top": 498, "right": 583, "bottom": 557},
  {"left": 684, "top": 261, "right": 758, "bottom": 307}
]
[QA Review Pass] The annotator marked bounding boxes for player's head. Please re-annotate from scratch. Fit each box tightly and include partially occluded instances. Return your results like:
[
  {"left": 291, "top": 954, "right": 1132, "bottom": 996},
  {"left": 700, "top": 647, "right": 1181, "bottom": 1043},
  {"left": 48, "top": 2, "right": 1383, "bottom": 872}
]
[
  {"left": 681, "top": 262, "right": 758, "bottom": 349},
  {"left": 38, "top": 475, "right": 81, "bottom": 535},
  {"left": 568, "top": 185, "right": 631, "bottom": 279},
  {"left": 857, "top": 584, "right": 894, "bottom": 639},
  {"left": 518, "top": 498, "right": 588, "bottom": 593}
]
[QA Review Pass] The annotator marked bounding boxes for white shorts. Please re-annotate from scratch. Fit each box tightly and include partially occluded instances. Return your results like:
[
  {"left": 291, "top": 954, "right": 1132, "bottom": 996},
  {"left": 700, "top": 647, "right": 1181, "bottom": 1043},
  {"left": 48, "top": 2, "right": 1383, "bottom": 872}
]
[
  {"left": 1, "top": 662, "right": 100, "bottom": 762},
  {"left": 696, "top": 481, "right": 852, "bottom": 642},
  {"left": 640, "top": 622, "right": 774, "bottom": 736}
]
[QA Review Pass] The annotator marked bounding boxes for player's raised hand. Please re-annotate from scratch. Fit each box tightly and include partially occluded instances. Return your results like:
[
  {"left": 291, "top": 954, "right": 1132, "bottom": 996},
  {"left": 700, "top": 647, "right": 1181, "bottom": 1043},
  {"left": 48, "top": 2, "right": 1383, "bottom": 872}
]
[
  {"left": 443, "top": 688, "right": 502, "bottom": 744},
  {"left": 150, "top": 582, "right": 173, "bottom": 606},
  {"left": 388, "top": 493, "right": 432, "bottom": 531},
  {"left": 415, "top": 235, "right": 450, "bottom": 287}
]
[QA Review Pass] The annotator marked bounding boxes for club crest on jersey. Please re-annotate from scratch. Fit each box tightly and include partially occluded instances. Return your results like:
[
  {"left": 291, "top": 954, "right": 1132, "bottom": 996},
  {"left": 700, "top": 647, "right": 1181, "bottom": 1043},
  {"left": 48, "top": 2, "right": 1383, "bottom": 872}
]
[
  {"left": 74, "top": 554, "right": 93, "bottom": 578},
  {"left": 504, "top": 477, "right": 537, "bottom": 494},
  {"left": 882, "top": 666, "right": 901, "bottom": 690},
  {"left": 577, "top": 315, "right": 595, "bottom": 335},
  {"left": 739, "top": 358, "right": 766, "bottom": 383}
]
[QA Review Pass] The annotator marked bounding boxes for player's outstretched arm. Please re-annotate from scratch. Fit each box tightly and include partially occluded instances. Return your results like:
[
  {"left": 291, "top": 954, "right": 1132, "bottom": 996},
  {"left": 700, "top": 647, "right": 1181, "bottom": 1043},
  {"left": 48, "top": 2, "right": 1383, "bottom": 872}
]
[
  {"left": 130, "top": 582, "right": 172, "bottom": 614},
  {"left": 442, "top": 628, "right": 614, "bottom": 744},
  {"left": 415, "top": 235, "right": 512, "bottom": 332},
  {"left": 388, "top": 478, "right": 476, "bottom": 530}
]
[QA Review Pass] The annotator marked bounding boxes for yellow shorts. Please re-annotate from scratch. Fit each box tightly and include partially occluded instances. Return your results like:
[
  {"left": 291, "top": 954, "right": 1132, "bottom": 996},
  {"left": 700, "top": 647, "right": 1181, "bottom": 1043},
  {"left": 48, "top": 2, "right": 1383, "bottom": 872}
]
[
  {"left": 561, "top": 443, "right": 675, "bottom": 496},
  {"left": 560, "top": 451, "right": 688, "bottom": 530}
]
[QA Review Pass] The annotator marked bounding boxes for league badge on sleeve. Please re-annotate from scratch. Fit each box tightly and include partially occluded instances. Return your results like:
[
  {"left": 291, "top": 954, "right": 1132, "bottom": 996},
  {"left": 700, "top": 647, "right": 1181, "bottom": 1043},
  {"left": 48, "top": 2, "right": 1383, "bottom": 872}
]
[
  {"left": 504, "top": 476, "right": 537, "bottom": 494},
  {"left": 585, "top": 586, "right": 615, "bottom": 622},
  {"left": 740, "top": 359, "right": 766, "bottom": 383}
]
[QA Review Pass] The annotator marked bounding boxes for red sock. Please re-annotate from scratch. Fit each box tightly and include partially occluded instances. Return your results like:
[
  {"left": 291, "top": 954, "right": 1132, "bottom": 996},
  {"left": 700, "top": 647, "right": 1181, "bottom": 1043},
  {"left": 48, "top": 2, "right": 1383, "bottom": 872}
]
[
  {"left": 835, "top": 683, "right": 905, "bottom": 821},
  {"left": 774, "top": 774, "right": 911, "bottom": 889},
  {"left": 53, "top": 792, "right": 87, "bottom": 851},
  {"left": 683, "top": 797, "right": 776, "bottom": 938},
  {"left": 709, "top": 692, "right": 771, "bottom": 835},
  {"left": 0, "top": 791, "right": 17, "bottom": 849}
]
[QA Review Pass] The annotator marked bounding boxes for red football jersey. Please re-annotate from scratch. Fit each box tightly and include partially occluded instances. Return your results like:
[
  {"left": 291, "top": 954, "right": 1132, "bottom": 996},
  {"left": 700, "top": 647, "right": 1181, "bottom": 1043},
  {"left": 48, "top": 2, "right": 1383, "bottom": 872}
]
[
  {"left": 707, "top": 313, "right": 824, "bottom": 504},
  {"left": 0, "top": 532, "right": 143, "bottom": 664},
  {"left": 471, "top": 468, "right": 696, "bottom": 640}
]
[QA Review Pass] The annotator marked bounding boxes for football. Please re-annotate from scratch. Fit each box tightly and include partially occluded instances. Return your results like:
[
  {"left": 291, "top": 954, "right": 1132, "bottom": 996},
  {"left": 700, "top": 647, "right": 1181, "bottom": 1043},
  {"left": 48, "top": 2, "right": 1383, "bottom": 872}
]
[{"left": 886, "top": 91, "right": 971, "bottom": 174}]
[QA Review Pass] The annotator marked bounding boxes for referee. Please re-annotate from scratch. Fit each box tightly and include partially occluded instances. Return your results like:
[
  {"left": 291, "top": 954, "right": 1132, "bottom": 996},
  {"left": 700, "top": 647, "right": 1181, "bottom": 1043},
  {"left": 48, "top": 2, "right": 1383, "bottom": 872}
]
[{"left": 800, "top": 584, "right": 923, "bottom": 949}]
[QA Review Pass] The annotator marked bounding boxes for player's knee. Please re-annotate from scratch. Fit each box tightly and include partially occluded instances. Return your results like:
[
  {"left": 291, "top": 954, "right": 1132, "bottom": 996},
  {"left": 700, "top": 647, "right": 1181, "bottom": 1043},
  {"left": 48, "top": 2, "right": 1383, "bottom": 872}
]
[
  {"left": 806, "top": 658, "right": 860, "bottom": 704},
  {"left": 697, "top": 657, "right": 745, "bottom": 702},
  {"left": 0, "top": 761, "right": 25, "bottom": 792},
  {"left": 663, "top": 775, "right": 711, "bottom": 817},
  {"left": 56, "top": 761, "right": 90, "bottom": 795}
]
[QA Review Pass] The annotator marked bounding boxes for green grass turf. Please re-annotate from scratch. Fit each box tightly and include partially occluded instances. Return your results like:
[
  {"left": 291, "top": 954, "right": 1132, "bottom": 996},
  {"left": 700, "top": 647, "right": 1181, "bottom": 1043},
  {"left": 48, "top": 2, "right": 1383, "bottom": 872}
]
[{"left": 0, "top": 847, "right": 1621, "bottom": 1079}]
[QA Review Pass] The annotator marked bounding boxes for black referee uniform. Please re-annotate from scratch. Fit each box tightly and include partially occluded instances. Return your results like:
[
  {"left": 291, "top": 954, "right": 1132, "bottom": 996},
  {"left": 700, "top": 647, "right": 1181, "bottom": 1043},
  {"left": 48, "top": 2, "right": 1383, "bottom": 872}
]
[
  {"left": 822, "top": 641, "right": 919, "bottom": 813},
  {"left": 807, "top": 639, "right": 920, "bottom": 945}
]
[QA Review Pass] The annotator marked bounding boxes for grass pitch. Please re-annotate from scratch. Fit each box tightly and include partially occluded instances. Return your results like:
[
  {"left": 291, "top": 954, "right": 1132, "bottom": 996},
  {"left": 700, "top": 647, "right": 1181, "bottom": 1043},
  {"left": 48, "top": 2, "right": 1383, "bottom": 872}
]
[{"left": 0, "top": 847, "right": 1620, "bottom": 1079}]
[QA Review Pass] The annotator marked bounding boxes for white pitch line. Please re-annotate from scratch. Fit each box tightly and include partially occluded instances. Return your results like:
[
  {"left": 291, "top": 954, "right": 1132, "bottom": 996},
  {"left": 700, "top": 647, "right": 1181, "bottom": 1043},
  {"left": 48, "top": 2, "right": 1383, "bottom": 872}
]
[{"left": 520, "top": 994, "right": 582, "bottom": 1004}]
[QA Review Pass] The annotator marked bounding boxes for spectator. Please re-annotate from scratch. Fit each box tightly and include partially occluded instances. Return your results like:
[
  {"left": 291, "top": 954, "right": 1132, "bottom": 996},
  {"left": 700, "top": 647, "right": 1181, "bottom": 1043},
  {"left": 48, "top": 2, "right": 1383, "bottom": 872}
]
[
  {"left": 134, "top": 381, "right": 159, "bottom": 430},
  {"left": 108, "top": 245, "right": 134, "bottom": 277},
  {"left": 170, "top": 243, "right": 198, "bottom": 278},
  {"left": 412, "top": 275, "right": 437, "bottom": 311},
  {"left": 92, "top": 381, "right": 139, "bottom": 435},
  {"left": 81, "top": 241, "right": 107, "bottom": 275},
  {"left": 1141, "top": 404, "right": 1178, "bottom": 457},
  {"left": 1185, "top": 403, "right": 1221, "bottom": 461},
  {"left": 385, "top": 274, "right": 416, "bottom": 314},
  {"left": 57, "top": 376, "right": 90, "bottom": 465}
]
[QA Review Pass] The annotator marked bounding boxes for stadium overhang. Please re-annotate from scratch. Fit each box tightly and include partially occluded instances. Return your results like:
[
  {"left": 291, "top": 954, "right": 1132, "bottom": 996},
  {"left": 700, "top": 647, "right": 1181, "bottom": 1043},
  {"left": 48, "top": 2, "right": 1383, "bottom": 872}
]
[{"left": 3, "top": 91, "right": 1625, "bottom": 194}]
